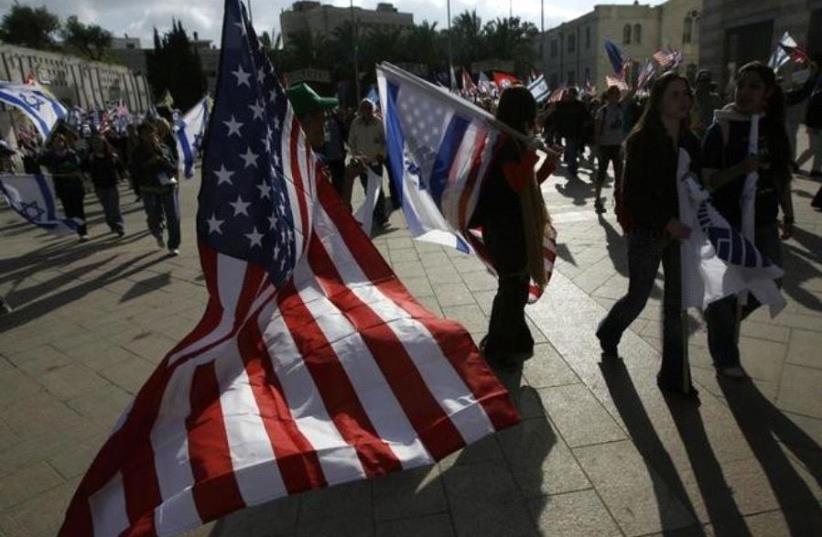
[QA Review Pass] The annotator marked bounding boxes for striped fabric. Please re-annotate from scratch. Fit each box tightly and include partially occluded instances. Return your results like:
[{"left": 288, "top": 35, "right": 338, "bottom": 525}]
[{"left": 59, "top": 2, "right": 519, "bottom": 536}]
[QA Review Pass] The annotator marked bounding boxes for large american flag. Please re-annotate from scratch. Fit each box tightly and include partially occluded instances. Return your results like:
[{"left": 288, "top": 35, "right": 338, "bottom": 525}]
[{"left": 59, "top": 1, "right": 518, "bottom": 535}]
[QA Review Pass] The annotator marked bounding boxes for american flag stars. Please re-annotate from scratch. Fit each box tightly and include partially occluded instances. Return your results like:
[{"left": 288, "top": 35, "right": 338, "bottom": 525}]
[
  {"left": 232, "top": 64, "right": 251, "bottom": 87},
  {"left": 224, "top": 115, "right": 243, "bottom": 137}
]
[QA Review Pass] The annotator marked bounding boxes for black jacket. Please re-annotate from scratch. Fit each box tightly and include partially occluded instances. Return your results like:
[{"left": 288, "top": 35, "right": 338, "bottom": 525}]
[
  {"left": 129, "top": 143, "right": 177, "bottom": 192},
  {"left": 623, "top": 129, "right": 701, "bottom": 233},
  {"left": 83, "top": 152, "right": 124, "bottom": 189},
  {"left": 806, "top": 86, "right": 822, "bottom": 130}
]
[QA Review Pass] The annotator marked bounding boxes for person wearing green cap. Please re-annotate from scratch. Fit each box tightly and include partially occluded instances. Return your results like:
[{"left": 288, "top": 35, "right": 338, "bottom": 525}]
[{"left": 286, "top": 82, "right": 365, "bottom": 205}]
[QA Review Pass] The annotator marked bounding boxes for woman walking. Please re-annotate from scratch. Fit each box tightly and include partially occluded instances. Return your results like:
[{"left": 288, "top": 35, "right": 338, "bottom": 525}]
[
  {"left": 39, "top": 132, "right": 89, "bottom": 241},
  {"left": 597, "top": 72, "right": 700, "bottom": 397},
  {"left": 701, "top": 62, "right": 794, "bottom": 378},
  {"left": 472, "top": 86, "right": 559, "bottom": 369},
  {"left": 84, "top": 134, "right": 126, "bottom": 237}
]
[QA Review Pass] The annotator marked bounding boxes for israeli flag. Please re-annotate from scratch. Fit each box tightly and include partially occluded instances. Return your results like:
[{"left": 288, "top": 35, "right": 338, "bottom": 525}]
[
  {"left": 174, "top": 97, "right": 210, "bottom": 178},
  {"left": 0, "top": 82, "right": 67, "bottom": 139},
  {"left": 527, "top": 74, "right": 551, "bottom": 103},
  {"left": 676, "top": 148, "right": 785, "bottom": 315},
  {"left": 0, "top": 173, "right": 80, "bottom": 234}
]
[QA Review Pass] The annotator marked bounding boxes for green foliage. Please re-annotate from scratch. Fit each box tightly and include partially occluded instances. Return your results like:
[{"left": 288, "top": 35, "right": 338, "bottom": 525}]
[
  {"left": 146, "top": 20, "right": 208, "bottom": 112},
  {"left": 0, "top": 2, "right": 60, "bottom": 50},
  {"left": 61, "top": 15, "right": 112, "bottom": 61}
]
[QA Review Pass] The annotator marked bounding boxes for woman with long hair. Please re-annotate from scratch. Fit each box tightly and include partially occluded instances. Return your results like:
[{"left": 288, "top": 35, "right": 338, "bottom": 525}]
[
  {"left": 597, "top": 72, "right": 701, "bottom": 397},
  {"left": 472, "top": 86, "right": 559, "bottom": 369},
  {"left": 38, "top": 131, "right": 89, "bottom": 240},
  {"left": 84, "top": 134, "right": 126, "bottom": 236},
  {"left": 701, "top": 61, "right": 794, "bottom": 378}
]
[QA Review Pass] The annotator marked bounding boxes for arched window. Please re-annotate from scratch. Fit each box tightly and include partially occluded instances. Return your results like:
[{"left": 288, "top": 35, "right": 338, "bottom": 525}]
[
  {"left": 633, "top": 24, "right": 642, "bottom": 44},
  {"left": 568, "top": 34, "right": 576, "bottom": 53},
  {"left": 585, "top": 26, "right": 591, "bottom": 49},
  {"left": 683, "top": 16, "right": 693, "bottom": 43},
  {"left": 623, "top": 24, "right": 632, "bottom": 44}
]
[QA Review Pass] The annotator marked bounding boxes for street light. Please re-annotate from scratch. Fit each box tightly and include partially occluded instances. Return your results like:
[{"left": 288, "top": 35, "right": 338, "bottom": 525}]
[{"left": 447, "top": 0, "right": 454, "bottom": 90}]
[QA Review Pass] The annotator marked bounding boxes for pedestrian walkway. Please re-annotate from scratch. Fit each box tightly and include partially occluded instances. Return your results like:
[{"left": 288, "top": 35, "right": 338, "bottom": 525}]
[{"left": 0, "top": 146, "right": 820, "bottom": 536}]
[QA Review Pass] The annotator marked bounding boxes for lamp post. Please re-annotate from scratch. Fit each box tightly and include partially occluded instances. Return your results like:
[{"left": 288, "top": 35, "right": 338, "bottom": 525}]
[{"left": 447, "top": 0, "right": 454, "bottom": 90}]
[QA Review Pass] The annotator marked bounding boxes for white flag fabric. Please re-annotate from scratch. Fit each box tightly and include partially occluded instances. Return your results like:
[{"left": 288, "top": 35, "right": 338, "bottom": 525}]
[
  {"left": 768, "top": 31, "right": 797, "bottom": 70},
  {"left": 0, "top": 173, "right": 80, "bottom": 234},
  {"left": 174, "top": 97, "right": 210, "bottom": 178},
  {"left": 527, "top": 75, "right": 551, "bottom": 103},
  {"left": 0, "top": 81, "right": 67, "bottom": 139},
  {"left": 353, "top": 167, "right": 382, "bottom": 236},
  {"left": 676, "top": 148, "right": 785, "bottom": 315}
]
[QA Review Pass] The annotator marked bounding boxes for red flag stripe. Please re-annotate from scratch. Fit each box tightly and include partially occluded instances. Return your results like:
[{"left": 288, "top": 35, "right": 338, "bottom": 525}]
[
  {"left": 306, "top": 231, "right": 466, "bottom": 461},
  {"left": 240, "top": 316, "right": 328, "bottom": 493},
  {"left": 315, "top": 180, "right": 519, "bottom": 434},
  {"left": 288, "top": 117, "right": 311, "bottom": 255},
  {"left": 277, "top": 279, "right": 404, "bottom": 477},
  {"left": 187, "top": 362, "right": 246, "bottom": 521}
]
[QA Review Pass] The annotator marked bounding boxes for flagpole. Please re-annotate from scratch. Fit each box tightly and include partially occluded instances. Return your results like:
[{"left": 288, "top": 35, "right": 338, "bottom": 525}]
[
  {"left": 446, "top": 0, "right": 454, "bottom": 90},
  {"left": 540, "top": 0, "right": 544, "bottom": 63},
  {"left": 247, "top": 0, "right": 253, "bottom": 23},
  {"left": 351, "top": 0, "right": 361, "bottom": 100}
]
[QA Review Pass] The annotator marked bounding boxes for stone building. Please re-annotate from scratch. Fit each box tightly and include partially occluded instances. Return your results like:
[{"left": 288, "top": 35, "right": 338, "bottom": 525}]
[
  {"left": 699, "top": 0, "right": 822, "bottom": 92},
  {"left": 0, "top": 44, "right": 151, "bottom": 112},
  {"left": 537, "top": 0, "right": 702, "bottom": 91},
  {"left": 280, "top": 1, "right": 413, "bottom": 45}
]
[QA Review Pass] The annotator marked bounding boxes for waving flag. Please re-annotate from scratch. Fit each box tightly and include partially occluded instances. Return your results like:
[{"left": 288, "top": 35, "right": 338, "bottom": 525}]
[
  {"left": 175, "top": 96, "right": 210, "bottom": 178},
  {"left": 768, "top": 31, "right": 808, "bottom": 70},
  {"left": 493, "top": 71, "right": 519, "bottom": 90},
  {"left": 59, "top": 2, "right": 518, "bottom": 536},
  {"left": 527, "top": 74, "right": 551, "bottom": 103},
  {"left": 604, "top": 40, "right": 628, "bottom": 76},
  {"left": 636, "top": 60, "right": 656, "bottom": 91},
  {"left": 0, "top": 81, "right": 67, "bottom": 139},
  {"left": 0, "top": 174, "right": 80, "bottom": 234},
  {"left": 676, "top": 148, "right": 785, "bottom": 314},
  {"left": 477, "top": 71, "right": 491, "bottom": 94},
  {"left": 605, "top": 74, "right": 629, "bottom": 91},
  {"left": 461, "top": 68, "right": 477, "bottom": 96},
  {"left": 652, "top": 48, "right": 683, "bottom": 70},
  {"left": 377, "top": 62, "right": 557, "bottom": 301}
]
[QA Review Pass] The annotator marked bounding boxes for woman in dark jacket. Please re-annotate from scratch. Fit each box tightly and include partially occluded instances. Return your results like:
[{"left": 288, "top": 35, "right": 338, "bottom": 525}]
[
  {"left": 472, "top": 86, "right": 558, "bottom": 369},
  {"left": 701, "top": 61, "right": 794, "bottom": 379},
  {"left": 84, "top": 134, "right": 126, "bottom": 236},
  {"left": 130, "top": 122, "right": 181, "bottom": 255},
  {"left": 597, "top": 72, "right": 700, "bottom": 397},
  {"left": 38, "top": 132, "right": 89, "bottom": 240}
]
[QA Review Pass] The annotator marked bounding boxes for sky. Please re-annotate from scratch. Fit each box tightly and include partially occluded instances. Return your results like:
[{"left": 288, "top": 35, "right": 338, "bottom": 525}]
[{"left": 1, "top": 0, "right": 665, "bottom": 48}]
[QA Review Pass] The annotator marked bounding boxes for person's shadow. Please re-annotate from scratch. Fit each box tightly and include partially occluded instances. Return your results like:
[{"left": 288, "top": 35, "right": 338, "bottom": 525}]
[
  {"left": 597, "top": 214, "right": 628, "bottom": 277},
  {"left": 554, "top": 170, "right": 595, "bottom": 207},
  {"left": 599, "top": 360, "right": 710, "bottom": 536},
  {"left": 717, "top": 378, "right": 822, "bottom": 535}
]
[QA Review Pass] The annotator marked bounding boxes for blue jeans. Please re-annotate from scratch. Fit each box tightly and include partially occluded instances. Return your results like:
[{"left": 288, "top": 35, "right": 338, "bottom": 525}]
[
  {"left": 95, "top": 186, "right": 124, "bottom": 233},
  {"left": 704, "top": 223, "right": 782, "bottom": 368},
  {"left": 597, "top": 232, "right": 689, "bottom": 390},
  {"left": 142, "top": 189, "right": 180, "bottom": 249}
]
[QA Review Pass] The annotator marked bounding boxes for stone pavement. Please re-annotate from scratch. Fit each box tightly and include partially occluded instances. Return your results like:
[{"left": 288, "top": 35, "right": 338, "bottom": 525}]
[{"left": 1, "top": 135, "right": 821, "bottom": 536}]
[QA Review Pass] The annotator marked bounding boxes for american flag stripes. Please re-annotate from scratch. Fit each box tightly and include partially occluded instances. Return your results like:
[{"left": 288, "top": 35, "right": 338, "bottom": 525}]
[
  {"left": 652, "top": 48, "right": 683, "bottom": 70},
  {"left": 59, "top": 1, "right": 519, "bottom": 535}
]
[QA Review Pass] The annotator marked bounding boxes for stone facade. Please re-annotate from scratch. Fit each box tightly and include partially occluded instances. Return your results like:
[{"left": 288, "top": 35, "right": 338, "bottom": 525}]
[
  {"left": 280, "top": 1, "right": 413, "bottom": 45},
  {"left": 699, "top": 0, "right": 822, "bottom": 93},
  {"left": 0, "top": 44, "right": 151, "bottom": 112},
  {"left": 538, "top": 0, "right": 702, "bottom": 92}
]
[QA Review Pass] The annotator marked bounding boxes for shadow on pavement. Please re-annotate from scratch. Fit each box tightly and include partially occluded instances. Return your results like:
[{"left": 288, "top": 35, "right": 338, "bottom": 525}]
[
  {"left": 597, "top": 214, "right": 628, "bottom": 277},
  {"left": 554, "top": 174, "right": 594, "bottom": 207},
  {"left": 717, "top": 378, "right": 822, "bottom": 535},
  {"left": 599, "top": 360, "right": 708, "bottom": 536},
  {"left": 120, "top": 272, "right": 173, "bottom": 302}
]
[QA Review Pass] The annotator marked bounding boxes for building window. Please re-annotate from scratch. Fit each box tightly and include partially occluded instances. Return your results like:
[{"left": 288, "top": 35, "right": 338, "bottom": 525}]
[
  {"left": 568, "top": 34, "right": 576, "bottom": 53},
  {"left": 623, "top": 24, "right": 631, "bottom": 44},
  {"left": 683, "top": 16, "right": 693, "bottom": 43},
  {"left": 568, "top": 70, "right": 576, "bottom": 85},
  {"left": 550, "top": 39, "right": 557, "bottom": 58},
  {"left": 633, "top": 24, "right": 642, "bottom": 44},
  {"left": 585, "top": 26, "right": 591, "bottom": 49}
]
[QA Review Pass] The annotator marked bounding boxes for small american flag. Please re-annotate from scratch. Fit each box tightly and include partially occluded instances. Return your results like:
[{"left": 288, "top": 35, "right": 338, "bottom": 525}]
[
  {"left": 59, "top": 1, "right": 518, "bottom": 535},
  {"left": 653, "top": 48, "right": 683, "bottom": 70}
]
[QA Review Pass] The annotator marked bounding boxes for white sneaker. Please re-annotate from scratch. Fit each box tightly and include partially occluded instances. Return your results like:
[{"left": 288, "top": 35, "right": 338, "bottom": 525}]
[
  {"left": 169, "top": 248, "right": 180, "bottom": 256},
  {"left": 79, "top": 234, "right": 90, "bottom": 242}
]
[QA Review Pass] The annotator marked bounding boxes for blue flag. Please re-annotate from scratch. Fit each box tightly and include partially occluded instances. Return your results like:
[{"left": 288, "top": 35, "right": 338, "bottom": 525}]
[
  {"left": 604, "top": 40, "right": 626, "bottom": 75},
  {"left": 0, "top": 173, "right": 80, "bottom": 233},
  {"left": 174, "top": 97, "right": 210, "bottom": 178}
]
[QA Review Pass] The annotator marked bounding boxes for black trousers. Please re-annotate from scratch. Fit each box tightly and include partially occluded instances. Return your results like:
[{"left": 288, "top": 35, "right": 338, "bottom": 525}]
[
  {"left": 597, "top": 145, "right": 623, "bottom": 186},
  {"left": 57, "top": 184, "right": 87, "bottom": 236}
]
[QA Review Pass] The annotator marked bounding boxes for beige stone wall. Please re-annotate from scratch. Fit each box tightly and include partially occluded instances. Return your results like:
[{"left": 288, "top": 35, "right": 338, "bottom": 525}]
[
  {"left": 281, "top": 3, "right": 413, "bottom": 45},
  {"left": 0, "top": 44, "right": 149, "bottom": 112}
]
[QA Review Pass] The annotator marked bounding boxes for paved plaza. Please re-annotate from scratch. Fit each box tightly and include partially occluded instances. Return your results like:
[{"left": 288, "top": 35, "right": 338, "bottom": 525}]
[{"left": 1, "top": 135, "right": 820, "bottom": 536}]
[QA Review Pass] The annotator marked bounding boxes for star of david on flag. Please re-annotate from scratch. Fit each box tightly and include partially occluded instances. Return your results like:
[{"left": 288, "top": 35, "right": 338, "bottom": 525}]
[
  {"left": 0, "top": 82, "right": 67, "bottom": 139},
  {"left": 59, "top": 2, "right": 518, "bottom": 535},
  {"left": 0, "top": 173, "right": 80, "bottom": 234}
]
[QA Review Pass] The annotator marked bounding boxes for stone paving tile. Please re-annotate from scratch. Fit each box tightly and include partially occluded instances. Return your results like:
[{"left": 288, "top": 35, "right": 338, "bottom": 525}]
[
  {"left": 97, "top": 356, "right": 156, "bottom": 395},
  {"left": 36, "top": 363, "right": 112, "bottom": 401},
  {"left": 437, "top": 432, "right": 503, "bottom": 470},
  {"left": 442, "top": 460, "right": 539, "bottom": 537},
  {"left": 573, "top": 440, "right": 697, "bottom": 537},
  {"left": 372, "top": 465, "right": 447, "bottom": 521},
  {"left": 0, "top": 461, "right": 63, "bottom": 511},
  {"left": 528, "top": 490, "right": 622, "bottom": 537},
  {"left": 425, "top": 267, "right": 463, "bottom": 285},
  {"left": 537, "top": 384, "right": 626, "bottom": 448},
  {"left": 521, "top": 343, "right": 580, "bottom": 389},
  {"left": 775, "top": 364, "right": 822, "bottom": 416},
  {"left": 785, "top": 328, "right": 822, "bottom": 369},
  {"left": 298, "top": 479, "right": 372, "bottom": 522},
  {"left": 400, "top": 276, "right": 434, "bottom": 299},
  {"left": 209, "top": 496, "right": 298, "bottom": 537},
  {"left": 430, "top": 282, "right": 475, "bottom": 307},
  {"left": 440, "top": 304, "right": 487, "bottom": 334},
  {"left": 375, "top": 513, "right": 455, "bottom": 537},
  {"left": 0, "top": 477, "right": 78, "bottom": 537},
  {"left": 496, "top": 416, "right": 591, "bottom": 497}
]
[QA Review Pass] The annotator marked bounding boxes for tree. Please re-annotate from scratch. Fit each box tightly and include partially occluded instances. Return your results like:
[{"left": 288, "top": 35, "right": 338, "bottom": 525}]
[
  {"left": 482, "top": 17, "right": 538, "bottom": 75},
  {"left": 451, "top": 11, "right": 485, "bottom": 67},
  {"left": 403, "top": 21, "right": 441, "bottom": 72},
  {"left": 61, "top": 15, "right": 112, "bottom": 61},
  {"left": 0, "top": 2, "right": 60, "bottom": 50},
  {"left": 146, "top": 20, "right": 207, "bottom": 112}
]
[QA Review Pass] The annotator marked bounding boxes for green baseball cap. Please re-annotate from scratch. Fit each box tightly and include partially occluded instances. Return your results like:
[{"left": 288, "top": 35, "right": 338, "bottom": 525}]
[{"left": 285, "top": 82, "right": 338, "bottom": 116}]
